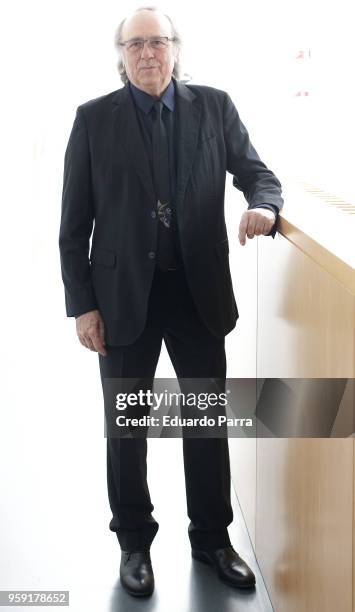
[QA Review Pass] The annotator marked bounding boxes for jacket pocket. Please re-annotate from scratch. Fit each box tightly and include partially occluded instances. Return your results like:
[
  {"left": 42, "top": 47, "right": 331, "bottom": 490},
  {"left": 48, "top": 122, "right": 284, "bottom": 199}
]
[{"left": 89, "top": 247, "right": 116, "bottom": 268}]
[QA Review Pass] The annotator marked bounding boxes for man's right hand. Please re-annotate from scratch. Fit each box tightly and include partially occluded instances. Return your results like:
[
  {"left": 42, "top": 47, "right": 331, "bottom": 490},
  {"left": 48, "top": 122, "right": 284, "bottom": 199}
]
[{"left": 75, "top": 309, "right": 107, "bottom": 356}]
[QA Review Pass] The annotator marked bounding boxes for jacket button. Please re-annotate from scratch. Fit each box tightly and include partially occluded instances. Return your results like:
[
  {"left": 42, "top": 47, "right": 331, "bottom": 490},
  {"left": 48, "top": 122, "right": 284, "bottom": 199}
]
[
  {"left": 148, "top": 251, "right": 156, "bottom": 259},
  {"left": 151, "top": 210, "right": 157, "bottom": 218}
]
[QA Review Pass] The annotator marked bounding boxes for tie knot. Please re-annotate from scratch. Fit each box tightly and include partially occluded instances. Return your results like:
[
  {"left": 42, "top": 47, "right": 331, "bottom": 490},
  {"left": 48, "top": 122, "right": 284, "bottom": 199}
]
[{"left": 153, "top": 99, "right": 163, "bottom": 119}]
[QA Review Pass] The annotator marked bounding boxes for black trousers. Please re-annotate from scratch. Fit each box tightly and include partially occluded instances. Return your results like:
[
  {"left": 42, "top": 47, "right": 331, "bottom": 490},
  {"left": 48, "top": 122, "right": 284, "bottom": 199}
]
[{"left": 98, "top": 266, "right": 233, "bottom": 552}]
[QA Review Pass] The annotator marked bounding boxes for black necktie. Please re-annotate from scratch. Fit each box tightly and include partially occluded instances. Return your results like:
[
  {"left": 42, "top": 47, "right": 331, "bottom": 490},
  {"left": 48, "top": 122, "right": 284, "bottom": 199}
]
[
  {"left": 152, "top": 100, "right": 172, "bottom": 228},
  {"left": 152, "top": 99, "right": 176, "bottom": 270}
]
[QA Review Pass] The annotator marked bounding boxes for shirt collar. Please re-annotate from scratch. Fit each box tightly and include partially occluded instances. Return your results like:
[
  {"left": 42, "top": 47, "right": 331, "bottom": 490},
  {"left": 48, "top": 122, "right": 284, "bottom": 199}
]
[{"left": 129, "top": 78, "right": 175, "bottom": 114}]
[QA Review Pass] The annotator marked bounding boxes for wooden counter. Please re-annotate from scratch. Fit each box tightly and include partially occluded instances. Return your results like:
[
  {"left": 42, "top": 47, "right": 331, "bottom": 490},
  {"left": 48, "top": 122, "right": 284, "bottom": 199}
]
[{"left": 231, "top": 178, "right": 355, "bottom": 611}]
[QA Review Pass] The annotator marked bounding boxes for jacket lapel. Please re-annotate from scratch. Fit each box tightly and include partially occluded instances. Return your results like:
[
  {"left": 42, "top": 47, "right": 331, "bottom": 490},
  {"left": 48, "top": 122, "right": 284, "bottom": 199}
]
[
  {"left": 112, "top": 83, "right": 156, "bottom": 204},
  {"left": 111, "top": 78, "right": 202, "bottom": 208},
  {"left": 174, "top": 79, "right": 202, "bottom": 208}
]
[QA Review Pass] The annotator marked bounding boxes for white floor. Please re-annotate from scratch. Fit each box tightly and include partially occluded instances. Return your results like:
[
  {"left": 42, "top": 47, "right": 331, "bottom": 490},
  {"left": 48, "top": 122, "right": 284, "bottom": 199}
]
[{"left": 0, "top": 428, "right": 273, "bottom": 611}]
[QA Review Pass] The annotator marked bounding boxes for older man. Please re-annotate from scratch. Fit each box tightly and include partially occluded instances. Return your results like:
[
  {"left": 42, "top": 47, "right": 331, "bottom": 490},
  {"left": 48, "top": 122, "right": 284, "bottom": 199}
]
[{"left": 59, "top": 6, "right": 283, "bottom": 598}]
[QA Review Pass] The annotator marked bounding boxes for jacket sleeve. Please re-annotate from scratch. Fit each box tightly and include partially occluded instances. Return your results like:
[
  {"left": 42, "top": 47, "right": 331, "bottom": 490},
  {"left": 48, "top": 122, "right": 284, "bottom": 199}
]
[
  {"left": 222, "top": 91, "right": 284, "bottom": 238},
  {"left": 59, "top": 106, "right": 98, "bottom": 317}
]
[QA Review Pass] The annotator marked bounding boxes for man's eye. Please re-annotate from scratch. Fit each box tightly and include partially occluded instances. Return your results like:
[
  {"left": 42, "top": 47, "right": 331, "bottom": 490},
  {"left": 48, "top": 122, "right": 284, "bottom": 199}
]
[{"left": 127, "top": 41, "right": 142, "bottom": 50}]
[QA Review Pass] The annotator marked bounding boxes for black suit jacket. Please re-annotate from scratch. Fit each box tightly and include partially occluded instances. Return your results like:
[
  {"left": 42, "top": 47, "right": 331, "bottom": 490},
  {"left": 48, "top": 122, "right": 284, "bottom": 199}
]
[{"left": 59, "top": 76, "right": 284, "bottom": 345}]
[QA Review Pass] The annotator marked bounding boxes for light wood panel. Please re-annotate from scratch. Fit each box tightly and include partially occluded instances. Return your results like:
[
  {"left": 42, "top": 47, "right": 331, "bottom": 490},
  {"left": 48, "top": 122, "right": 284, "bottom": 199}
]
[
  {"left": 257, "top": 232, "right": 354, "bottom": 378},
  {"left": 254, "top": 216, "right": 355, "bottom": 611},
  {"left": 256, "top": 438, "right": 353, "bottom": 612}
]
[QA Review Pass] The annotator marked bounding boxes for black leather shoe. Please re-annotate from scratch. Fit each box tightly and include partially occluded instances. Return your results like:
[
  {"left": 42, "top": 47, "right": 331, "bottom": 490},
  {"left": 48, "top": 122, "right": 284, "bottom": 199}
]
[
  {"left": 192, "top": 546, "right": 256, "bottom": 588},
  {"left": 120, "top": 550, "right": 154, "bottom": 597}
]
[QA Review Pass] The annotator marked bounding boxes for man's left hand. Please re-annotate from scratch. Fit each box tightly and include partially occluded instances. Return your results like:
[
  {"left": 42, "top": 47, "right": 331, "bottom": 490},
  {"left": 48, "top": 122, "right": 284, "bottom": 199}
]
[{"left": 238, "top": 208, "right": 276, "bottom": 246}]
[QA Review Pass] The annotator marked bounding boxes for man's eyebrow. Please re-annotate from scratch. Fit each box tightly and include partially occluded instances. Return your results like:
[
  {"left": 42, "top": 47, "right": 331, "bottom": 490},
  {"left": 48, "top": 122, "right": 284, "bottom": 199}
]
[{"left": 124, "top": 35, "right": 166, "bottom": 41}]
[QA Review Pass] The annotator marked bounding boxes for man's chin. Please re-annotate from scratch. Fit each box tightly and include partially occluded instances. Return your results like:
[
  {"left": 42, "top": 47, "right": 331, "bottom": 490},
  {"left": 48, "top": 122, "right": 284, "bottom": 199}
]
[
  {"left": 141, "top": 72, "right": 156, "bottom": 78},
  {"left": 139, "top": 74, "right": 160, "bottom": 86}
]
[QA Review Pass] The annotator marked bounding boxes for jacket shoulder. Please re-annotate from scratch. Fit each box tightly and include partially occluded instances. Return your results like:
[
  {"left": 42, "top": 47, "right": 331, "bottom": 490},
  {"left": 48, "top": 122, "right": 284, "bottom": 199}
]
[
  {"left": 182, "top": 81, "right": 228, "bottom": 101},
  {"left": 77, "top": 87, "right": 123, "bottom": 113}
]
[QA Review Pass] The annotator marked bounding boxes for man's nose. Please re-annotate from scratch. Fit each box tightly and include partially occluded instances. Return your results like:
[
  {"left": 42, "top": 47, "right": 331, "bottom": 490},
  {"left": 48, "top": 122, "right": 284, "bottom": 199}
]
[{"left": 140, "top": 41, "right": 154, "bottom": 59}]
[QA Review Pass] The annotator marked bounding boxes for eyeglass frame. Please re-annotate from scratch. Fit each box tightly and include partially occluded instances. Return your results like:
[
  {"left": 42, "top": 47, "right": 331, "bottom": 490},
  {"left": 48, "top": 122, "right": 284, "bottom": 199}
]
[{"left": 118, "top": 36, "right": 176, "bottom": 53}]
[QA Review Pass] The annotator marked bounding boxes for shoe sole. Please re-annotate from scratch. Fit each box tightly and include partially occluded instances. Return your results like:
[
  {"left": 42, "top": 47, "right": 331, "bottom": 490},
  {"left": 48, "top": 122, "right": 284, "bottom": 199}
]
[
  {"left": 191, "top": 550, "right": 256, "bottom": 589},
  {"left": 121, "top": 582, "right": 154, "bottom": 597}
]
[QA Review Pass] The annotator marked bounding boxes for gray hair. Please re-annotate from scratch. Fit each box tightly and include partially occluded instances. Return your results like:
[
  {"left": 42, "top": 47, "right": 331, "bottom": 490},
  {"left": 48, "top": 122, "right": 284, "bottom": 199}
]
[{"left": 113, "top": 6, "right": 183, "bottom": 84}]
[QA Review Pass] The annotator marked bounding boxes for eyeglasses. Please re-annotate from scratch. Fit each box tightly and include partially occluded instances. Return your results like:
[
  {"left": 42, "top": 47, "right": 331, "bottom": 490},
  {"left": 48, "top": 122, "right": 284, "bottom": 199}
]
[{"left": 119, "top": 36, "right": 175, "bottom": 53}]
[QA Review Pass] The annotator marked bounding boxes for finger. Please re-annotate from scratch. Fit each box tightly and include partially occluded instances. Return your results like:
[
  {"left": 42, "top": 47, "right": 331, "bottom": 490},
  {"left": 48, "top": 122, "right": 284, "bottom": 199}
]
[
  {"left": 238, "top": 213, "right": 249, "bottom": 245},
  {"left": 262, "top": 221, "right": 274, "bottom": 235},
  {"left": 94, "top": 335, "right": 107, "bottom": 356},
  {"left": 78, "top": 335, "right": 88, "bottom": 349},
  {"left": 90, "top": 331, "right": 107, "bottom": 356},
  {"left": 254, "top": 221, "right": 266, "bottom": 236},
  {"left": 88, "top": 318, "right": 107, "bottom": 356},
  {"left": 78, "top": 334, "right": 95, "bottom": 351},
  {"left": 246, "top": 218, "right": 257, "bottom": 239},
  {"left": 98, "top": 319, "right": 107, "bottom": 356},
  {"left": 83, "top": 335, "right": 97, "bottom": 351}
]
